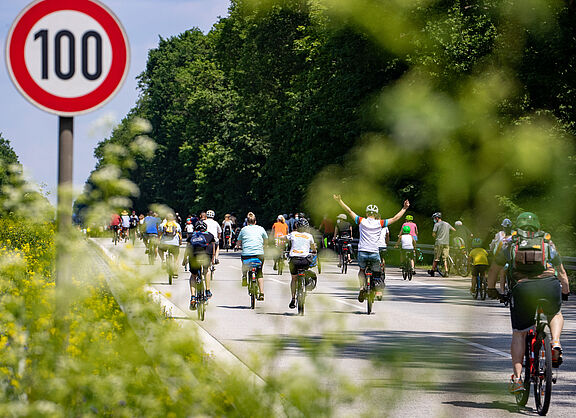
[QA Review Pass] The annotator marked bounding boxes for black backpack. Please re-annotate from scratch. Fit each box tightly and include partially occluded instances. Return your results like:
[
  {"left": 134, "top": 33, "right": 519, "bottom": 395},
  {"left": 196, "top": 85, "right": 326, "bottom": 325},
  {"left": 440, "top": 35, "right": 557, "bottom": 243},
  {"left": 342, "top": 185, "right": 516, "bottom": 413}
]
[{"left": 510, "top": 230, "right": 551, "bottom": 275}]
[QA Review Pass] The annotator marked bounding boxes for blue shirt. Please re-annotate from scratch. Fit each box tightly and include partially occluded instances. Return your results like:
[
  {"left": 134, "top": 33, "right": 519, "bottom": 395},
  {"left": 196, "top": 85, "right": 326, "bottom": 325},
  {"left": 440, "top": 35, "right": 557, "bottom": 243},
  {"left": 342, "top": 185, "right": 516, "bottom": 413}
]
[
  {"left": 144, "top": 216, "right": 160, "bottom": 234},
  {"left": 237, "top": 224, "right": 268, "bottom": 256}
]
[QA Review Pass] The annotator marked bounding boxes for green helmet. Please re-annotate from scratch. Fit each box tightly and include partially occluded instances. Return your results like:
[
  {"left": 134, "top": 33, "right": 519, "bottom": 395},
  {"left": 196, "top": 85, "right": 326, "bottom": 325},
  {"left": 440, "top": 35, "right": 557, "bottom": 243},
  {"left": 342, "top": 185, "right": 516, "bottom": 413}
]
[
  {"left": 402, "top": 225, "right": 411, "bottom": 234},
  {"left": 472, "top": 238, "right": 482, "bottom": 248},
  {"left": 405, "top": 215, "right": 413, "bottom": 221},
  {"left": 516, "top": 212, "right": 540, "bottom": 231}
]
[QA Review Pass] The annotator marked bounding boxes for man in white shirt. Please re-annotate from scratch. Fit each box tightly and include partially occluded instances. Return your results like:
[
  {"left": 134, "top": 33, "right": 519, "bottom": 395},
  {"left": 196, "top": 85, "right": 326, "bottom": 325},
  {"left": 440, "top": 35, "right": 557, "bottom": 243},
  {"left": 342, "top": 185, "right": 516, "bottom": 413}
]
[
  {"left": 334, "top": 194, "right": 409, "bottom": 302},
  {"left": 204, "top": 210, "right": 222, "bottom": 264}
]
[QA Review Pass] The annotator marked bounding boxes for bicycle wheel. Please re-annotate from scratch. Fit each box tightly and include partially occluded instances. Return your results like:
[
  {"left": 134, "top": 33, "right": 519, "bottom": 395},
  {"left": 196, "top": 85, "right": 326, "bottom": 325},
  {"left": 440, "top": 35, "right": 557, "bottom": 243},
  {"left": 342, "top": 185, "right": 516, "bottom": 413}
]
[
  {"left": 407, "top": 267, "right": 413, "bottom": 281},
  {"left": 534, "top": 334, "right": 552, "bottom": 415},
  {"left": 473, "top": 274, "right": 480, "bottom": 300},
  {"left": 367, "top": 291, "right": 374, "bottom": 314},
  {"left": 167, "top": 253, "right": 174, "bottom": 285},
  {"left": 197, "top": 300, "right": 206, "bottom": 321},
  {"left": 402, "top": 264, "right": 407, "bottom": 280},
  {"left": 249, "top": 273, "right": 256, "bottom": 309},
  {"left": 480, "top": 275, "right": 487, "bottom": 300},
  {"left": 317, "top": 256, "right": 322, "bottom": 274},
  {"left": 515, "top": 334, "right": 532, "bottom": 407},
  {"left": 278, "top": 258, "right": 283, "bottom": 275}
]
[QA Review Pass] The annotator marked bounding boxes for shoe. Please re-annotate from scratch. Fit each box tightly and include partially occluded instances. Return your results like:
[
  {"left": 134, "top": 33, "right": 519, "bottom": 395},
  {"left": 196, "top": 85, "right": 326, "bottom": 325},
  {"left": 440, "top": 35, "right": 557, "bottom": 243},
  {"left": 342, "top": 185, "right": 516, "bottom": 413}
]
[
  {"left": 337, "top": 262, "right": 342, "bottom": 267},
  {"left": 242, "top": 276, "right": 247, "bottom": 287},
  {"left": 552, "top": 341, "right": 563, "bottom": 368},
  {"left": 428, "top": 269, "right": 435, "bottom": 277},
  {"left": 358, "top": 288, "right": 366, "bottom": 303},
  {"left": 257, "top": 293, "right": 264, "bottom": 301},
  {"left": 289, "top": 299, "right": 296, "bottom": 309},
  {"left": 273, "top": 262, "right": 277, "bottom": 270},
  {"left": 189, "top": 297, "right": 197, "bottom": 311},
  {"left": 470, "top": 287, "right": 476, "bottom": 294},
  {"left": 206, "top": 290, "right": 213, "bottom": 299},
  {"left": 508, "top": 375, "right": 525, "bottom": 393},
  {"left": 375, "top": 291, "right": 383, "bottom": 301},
  {"left": 214, "top": 259, "right": 220, "bottom": 265}
]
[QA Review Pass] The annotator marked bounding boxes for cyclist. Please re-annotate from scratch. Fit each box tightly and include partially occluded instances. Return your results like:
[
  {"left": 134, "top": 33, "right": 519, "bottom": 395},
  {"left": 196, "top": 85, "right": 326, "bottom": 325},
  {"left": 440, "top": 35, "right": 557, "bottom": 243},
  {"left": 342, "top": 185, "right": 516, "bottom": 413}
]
[
  {"left": 110, "top": 212, "right": 122, "bottom": 242},
  {"left": 319, "top": 214, "right": 335, "bottom": 249},
  {"left": 486, "top": 212, "right": 570, "bottom": 392},
  {"left": 222, "top": 214, "right": 234, "bottom": 249},
  {"left": 428, "top": 212, "right": 456, "bottom": 277},
  {"left": 143, "top": 211, "right": 161, "bottom": 261},
  {"left": 395, "top": 225, "right": 417, "bottom": 274},
  {"left": 489, "top": 218, "right": 513, "bottom": 292},
  {"left": 128, "top": 210, "right": 139, "bottom": 245},
  {"left": 236, "top": 212, "right": 268, "bottom": 300},
  {"left": 158, "top": 213, "right": 182, "bottom": 278},
  {"left": 187, "top": 220, "right": 216, "bottom": 309},
  {"left": 468, "top": 238, "right": 489, "bottom": 295},
  {"left": 333, "top": 194, "right": 409, "bottom": 302},
  {"left": 182, "top": 219, "right": 195, "bottom": 271},
  {"left": 272, "top": 215, "right": 289, "bottom": 270},
  {"left": 334, "top": 213, "right": 353, "bottom": 266},
  {"left": 454, "top": 220, "right": 473, "bottom": 251},
  {"left": 119, "top": 210, "right": 130, "bottom": 240},
  {"left": 376, "top": 214, "right": 389, "bottom": 283},
  {"left": 205, "top": 210, "right": 222, "bottom": 264},
  {"left": 287, "top": 218, "right": 317, "bottom": 309},
  {"left": 397, "top": 214, "right": 418, "bottom": 242}
]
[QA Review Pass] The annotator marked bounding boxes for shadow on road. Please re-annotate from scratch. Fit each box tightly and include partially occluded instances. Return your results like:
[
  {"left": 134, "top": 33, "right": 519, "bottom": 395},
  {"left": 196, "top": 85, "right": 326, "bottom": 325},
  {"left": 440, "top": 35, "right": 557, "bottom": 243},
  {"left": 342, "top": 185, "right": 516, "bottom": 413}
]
[{"left": 443, "top": 400, "right": 524, "bottom": 413}]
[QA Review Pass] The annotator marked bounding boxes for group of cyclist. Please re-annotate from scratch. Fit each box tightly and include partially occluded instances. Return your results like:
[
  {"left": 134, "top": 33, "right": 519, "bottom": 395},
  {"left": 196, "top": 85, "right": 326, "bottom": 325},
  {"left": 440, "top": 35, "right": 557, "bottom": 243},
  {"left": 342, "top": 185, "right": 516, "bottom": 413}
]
[{"left": 111, "top": 200, "right": 571, "bottom": 398}]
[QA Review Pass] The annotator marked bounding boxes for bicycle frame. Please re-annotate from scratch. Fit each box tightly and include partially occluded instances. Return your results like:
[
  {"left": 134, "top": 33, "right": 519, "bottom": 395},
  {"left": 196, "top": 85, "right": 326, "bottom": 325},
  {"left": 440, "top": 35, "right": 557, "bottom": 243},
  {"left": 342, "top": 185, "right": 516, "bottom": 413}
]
[
  {"left": 295, "top": 268, "right": 307, "bottom": 315},
  {"left": 195, "top": 267, "right": 208, "bottom": 321}
]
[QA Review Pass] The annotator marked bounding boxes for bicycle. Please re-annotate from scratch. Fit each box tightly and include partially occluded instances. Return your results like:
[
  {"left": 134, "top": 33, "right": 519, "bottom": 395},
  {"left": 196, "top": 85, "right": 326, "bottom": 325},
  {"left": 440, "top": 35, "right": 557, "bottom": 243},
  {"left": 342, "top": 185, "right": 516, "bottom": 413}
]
[
  {"left": 274, "top": 238, "right": 287, "bottom": 275},
  {"left": 437, "top": 253, "right": 455, "bottom": 277},
  {"left": 145, "top": 234, "right": 158, "bottom": 265},
  {"left": 295, "top": 266, "right": 308, "bottom": 316},
  {"left": 338, "top": 238, "right": 352, "bottom": 274},
  {"left": 401, "top": 251, "right": 414, "bottom": 281},
  {"left": 472, "top": 267, "right": 487, "bottom": 300},
  {"left": 452, "top": 247, "right": 469, "bottom": 276},
  {"left": 363, "top": 264, "right": 381, "bottom": 314},
  {"left": 243, "top": 258, "right": 263, "bottom": 309},
  {"left": 510, "top": 297, "right": 556, "bottom": 416},
  {"left": 222, "top": 228, "right": 232, "bottom": 252},
  {"left": 165, "top": 249, "right": 177, "bottom": 285},
  {"left": 194, "top": 266, "right": 208, "bottom": 321},
  {"left": 112, "top": 225, "right": 120, "bottom": 246}
]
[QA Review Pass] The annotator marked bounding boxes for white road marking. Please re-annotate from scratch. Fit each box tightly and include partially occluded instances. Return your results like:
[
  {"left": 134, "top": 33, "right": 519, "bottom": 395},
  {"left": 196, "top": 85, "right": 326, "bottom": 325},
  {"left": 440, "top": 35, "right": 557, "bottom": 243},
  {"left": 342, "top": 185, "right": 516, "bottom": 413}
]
[{"left": 450, "top": 337, "right": 511, "bottom": 358}]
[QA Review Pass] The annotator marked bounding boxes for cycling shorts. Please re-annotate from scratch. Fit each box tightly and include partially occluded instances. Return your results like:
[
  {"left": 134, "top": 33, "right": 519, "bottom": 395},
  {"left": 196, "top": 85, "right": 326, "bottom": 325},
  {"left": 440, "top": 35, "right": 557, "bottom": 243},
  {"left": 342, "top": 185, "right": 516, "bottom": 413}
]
[
  {"left": 158, "top": 243, "right": 180, "bottom": 257},
  {"left": 241, "top": 255, "right": 264, "bottom": 279},
  {"left": 289, "top": 256, "right": 311, "bottom": 275},
  {"left": 510, "top": 277, "right": 562, "bottom": 332},
  {"left": 188, "top": 252, "right": 211, "bottom": 276},
  {"left": 470, "top": 264, "right": 488, "bottom": 277},
  {"left": 357, "top": 251, "right": 381, "bottom": 272}
]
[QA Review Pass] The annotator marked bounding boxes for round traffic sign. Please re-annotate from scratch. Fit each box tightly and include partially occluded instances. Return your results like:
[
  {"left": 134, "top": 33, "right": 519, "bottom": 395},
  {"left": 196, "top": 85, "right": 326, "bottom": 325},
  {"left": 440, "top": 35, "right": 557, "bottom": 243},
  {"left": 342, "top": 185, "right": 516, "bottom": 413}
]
[{"left": 6, "top": 0, "right": 129, "bottom": 116}]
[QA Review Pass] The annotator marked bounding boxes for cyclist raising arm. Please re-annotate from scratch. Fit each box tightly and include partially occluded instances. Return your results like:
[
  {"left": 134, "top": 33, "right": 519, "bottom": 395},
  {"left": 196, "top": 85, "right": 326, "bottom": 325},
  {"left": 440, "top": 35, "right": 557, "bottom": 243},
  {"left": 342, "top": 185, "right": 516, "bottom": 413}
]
[
  {"left": 333, "top": 194, "right": 409, "bottom": 301},
  {"left": 236, "top": 212, "right": 268, "bottom": 301},
  {"left": 487, "top": 212, "right": 570, "bottom": 393}
]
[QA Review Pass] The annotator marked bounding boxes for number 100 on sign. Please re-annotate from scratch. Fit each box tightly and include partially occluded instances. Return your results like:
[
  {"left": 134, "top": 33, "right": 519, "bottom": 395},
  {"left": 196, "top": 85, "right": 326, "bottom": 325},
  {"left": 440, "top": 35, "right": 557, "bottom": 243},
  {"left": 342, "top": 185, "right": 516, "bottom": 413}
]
[{"left": 27, "top": 11, "right": 112, "bottom": 98}]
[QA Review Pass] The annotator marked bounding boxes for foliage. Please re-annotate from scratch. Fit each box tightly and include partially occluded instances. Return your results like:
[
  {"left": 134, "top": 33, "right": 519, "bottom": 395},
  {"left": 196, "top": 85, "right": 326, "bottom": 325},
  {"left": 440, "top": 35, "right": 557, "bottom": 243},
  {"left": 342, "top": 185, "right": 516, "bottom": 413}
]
[{"left": 87, "top": 0, "right": 576, "bottom": 249}]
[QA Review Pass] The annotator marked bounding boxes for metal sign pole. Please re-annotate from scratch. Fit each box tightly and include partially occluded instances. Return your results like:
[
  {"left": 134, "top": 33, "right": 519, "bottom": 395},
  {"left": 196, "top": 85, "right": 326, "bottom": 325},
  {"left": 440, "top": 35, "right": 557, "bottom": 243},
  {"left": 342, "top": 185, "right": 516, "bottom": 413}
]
[{"left": 57, "top": 116, "right": 73, "bottom": 286}]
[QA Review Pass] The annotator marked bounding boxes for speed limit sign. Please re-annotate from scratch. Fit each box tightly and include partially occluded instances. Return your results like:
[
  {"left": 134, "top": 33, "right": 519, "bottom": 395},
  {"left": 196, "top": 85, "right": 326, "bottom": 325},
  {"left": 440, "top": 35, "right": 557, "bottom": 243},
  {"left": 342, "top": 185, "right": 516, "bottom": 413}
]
[{"left": 6, "top": 0, "right": 129, "bottom": 116}]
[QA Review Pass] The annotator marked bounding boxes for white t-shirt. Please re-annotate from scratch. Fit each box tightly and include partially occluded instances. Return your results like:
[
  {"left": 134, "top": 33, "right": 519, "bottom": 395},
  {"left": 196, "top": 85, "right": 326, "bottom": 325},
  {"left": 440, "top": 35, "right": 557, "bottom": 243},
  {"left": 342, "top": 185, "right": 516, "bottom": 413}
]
[
  {"left": 185, "top": 224, "right": 195, "bottom": 234},
  {"left": 205, "top": 218, "right": 222, "bottom": 243},
  {"left": 377, "top": 226, "right": 389, "bottom": 249},
  {"left": 121, "top": 215, "right": 130, "bottom": 228},
  {"left": 355, "top": 216, "right": 388, "bottom": 253},
  {"left": 288, "top": 231, "right": 315, "bottom": 258},
  {"left": 400, "top": 234, "right": 414, "bottom": 250}
]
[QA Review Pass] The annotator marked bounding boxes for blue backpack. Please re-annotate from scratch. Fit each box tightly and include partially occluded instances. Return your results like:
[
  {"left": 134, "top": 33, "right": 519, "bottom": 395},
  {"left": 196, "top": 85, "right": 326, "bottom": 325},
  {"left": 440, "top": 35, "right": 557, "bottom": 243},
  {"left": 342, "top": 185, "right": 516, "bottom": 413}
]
[{"left": 190, "top": 231, "right": 208, "bottom": 248}]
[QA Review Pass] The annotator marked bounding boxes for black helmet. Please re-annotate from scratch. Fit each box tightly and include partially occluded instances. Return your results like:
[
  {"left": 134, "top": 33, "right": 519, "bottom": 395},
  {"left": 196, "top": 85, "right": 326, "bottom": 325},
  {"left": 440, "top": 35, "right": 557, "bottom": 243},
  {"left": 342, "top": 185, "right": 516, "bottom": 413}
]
[
  {"left": 297, "top": 218, "right": 309, "bottom": 229},
  {"left": 194, "top": 220, "right": 207, "bottom": 232}
]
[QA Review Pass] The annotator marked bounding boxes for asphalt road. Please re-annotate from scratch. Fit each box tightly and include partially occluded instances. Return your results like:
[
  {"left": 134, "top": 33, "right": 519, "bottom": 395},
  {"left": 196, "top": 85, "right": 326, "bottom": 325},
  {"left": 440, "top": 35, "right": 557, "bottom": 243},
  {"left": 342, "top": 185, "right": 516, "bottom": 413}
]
[{"left": 94, "top": 238, "right": 576, "bottom": 417}]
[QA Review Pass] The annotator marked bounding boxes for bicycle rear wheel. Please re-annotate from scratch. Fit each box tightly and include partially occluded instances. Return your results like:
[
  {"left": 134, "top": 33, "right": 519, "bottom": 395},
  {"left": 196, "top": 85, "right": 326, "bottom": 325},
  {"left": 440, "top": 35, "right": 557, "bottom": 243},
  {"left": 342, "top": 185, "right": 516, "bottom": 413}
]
[
  {"left": 480, "top": 276, "right": 487, "bottom": 300},
  {"left": 278, "top": 256, "right": 284, "bottom": 275},
  {"left": 407, "top": 267, "right": 413, "bottom": 281},
  {"left": 515, "top": 334, "right": 532, "bottom": 407},
  {"left": 402, "top": 265, "right": 407, "bottom": 280},
  {"left": 367, "top": 291, "right": 374, "bottom": 314},
  {"left": 534, "top": 334, "right": 552, "bottom": 415}
]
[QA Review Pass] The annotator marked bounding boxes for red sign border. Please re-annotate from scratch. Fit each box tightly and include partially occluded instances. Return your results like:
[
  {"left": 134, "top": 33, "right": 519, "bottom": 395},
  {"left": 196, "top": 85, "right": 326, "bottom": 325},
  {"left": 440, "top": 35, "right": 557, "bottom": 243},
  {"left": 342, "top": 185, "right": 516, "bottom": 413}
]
[{"left": 6, "top": 0, "right": 129, "bottom": 116}]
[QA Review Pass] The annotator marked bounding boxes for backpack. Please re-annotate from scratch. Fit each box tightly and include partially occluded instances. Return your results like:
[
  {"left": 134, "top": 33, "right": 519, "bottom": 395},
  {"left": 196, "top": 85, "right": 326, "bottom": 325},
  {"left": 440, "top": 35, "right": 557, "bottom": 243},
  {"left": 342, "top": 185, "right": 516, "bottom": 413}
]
[
  {"left": 129, "top": 217, "right": 138, "bottom": 228},
  {"left": 164, "top": 222, "right": 178, "bottom": 237},
  {"left": 510, "top": 230, "right": 550, "bottom": 275},
  {"left": 190, "top": 231, "right": 208, "bottom": 248}
]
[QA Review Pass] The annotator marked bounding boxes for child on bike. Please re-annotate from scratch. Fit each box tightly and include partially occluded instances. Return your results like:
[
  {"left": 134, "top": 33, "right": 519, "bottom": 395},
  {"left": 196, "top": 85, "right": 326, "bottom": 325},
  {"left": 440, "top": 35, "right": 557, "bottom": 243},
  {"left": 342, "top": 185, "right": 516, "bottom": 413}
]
[
  {"left": 396, "top": 225, "right": 417, "bottom": 273},
  {"left": 468, "top": 238, "right": 489, "bottom": 294}
]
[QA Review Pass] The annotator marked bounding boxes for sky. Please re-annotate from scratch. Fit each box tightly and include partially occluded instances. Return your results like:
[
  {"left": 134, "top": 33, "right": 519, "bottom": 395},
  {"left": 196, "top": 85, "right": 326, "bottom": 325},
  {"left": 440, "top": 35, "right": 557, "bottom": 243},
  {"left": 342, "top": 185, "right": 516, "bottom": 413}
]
[{"left": 1, "top": 0, "right": 231, "bottom": 203}]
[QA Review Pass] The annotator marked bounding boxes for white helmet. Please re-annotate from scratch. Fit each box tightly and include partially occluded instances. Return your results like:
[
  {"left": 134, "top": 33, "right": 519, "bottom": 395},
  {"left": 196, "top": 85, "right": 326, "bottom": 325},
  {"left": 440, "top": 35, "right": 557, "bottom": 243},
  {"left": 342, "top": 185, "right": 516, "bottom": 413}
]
[
  {"left": 206, "top": 210, "right": 215, "bottom": 218},
  {"left": 337, "top": 213, "right": 347, "bottom": 220},
  {"left": 366, "top": 204, "right": 379, "bottom": 214},
  {"left": 455, "top": 220, "right": 463, "bottom": 226}
]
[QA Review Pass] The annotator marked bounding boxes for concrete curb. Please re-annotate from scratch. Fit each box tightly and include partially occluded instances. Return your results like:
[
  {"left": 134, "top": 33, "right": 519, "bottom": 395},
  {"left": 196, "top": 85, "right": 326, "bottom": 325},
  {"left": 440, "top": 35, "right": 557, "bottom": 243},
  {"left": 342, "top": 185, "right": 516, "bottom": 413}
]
[{"left": 90, "top": 239, "right": 267, "bottom": 386}]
